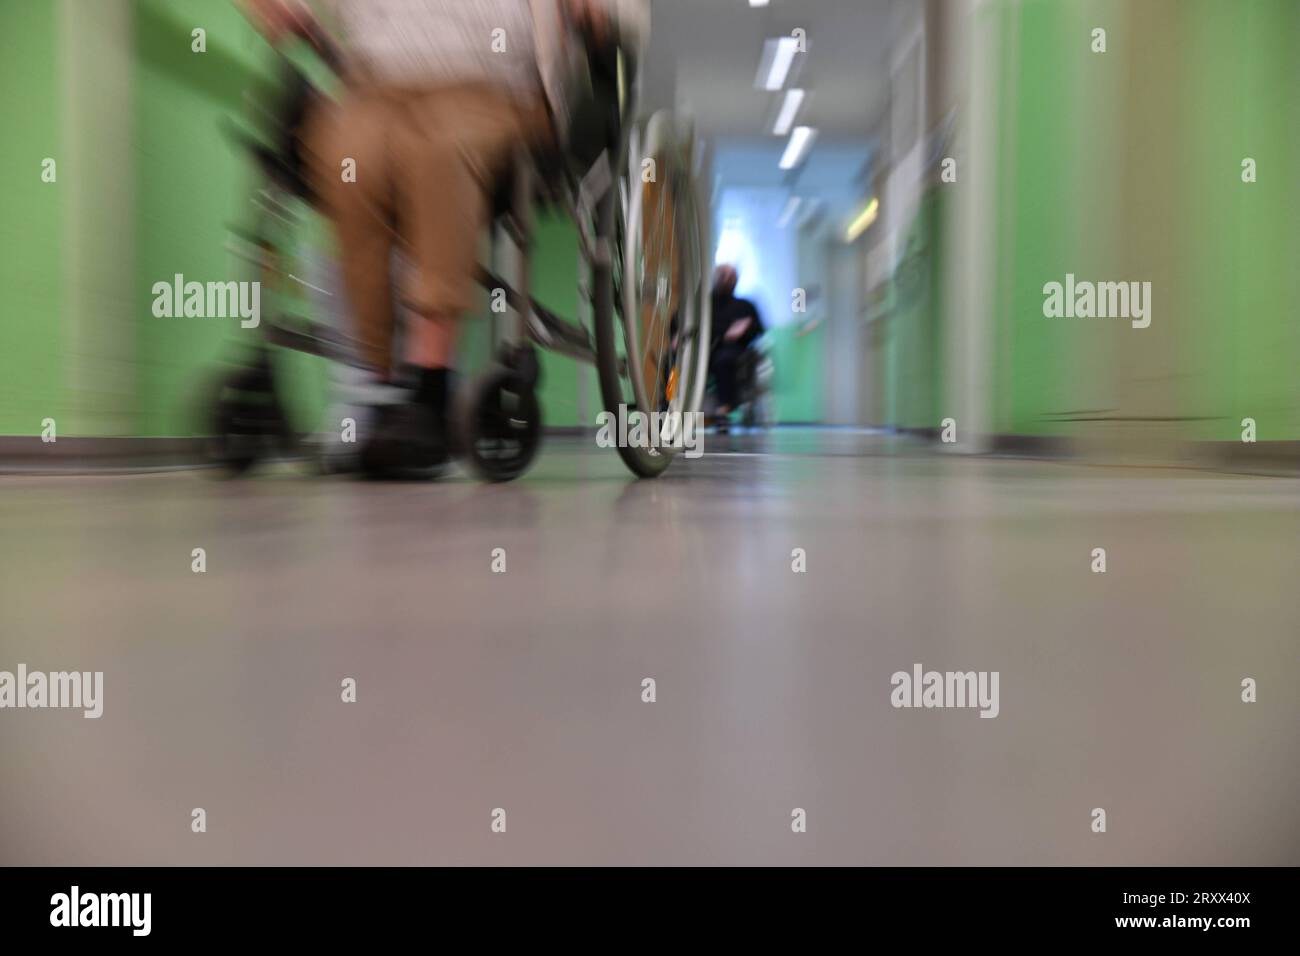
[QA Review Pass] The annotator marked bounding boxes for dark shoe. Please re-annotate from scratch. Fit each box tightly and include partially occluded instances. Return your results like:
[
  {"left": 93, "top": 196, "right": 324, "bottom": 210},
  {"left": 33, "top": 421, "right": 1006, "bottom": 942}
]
[
  {"left": 360, "top": 401, "right": 451, "bottom": 480},
  {"left": 412, "top": 367, "right": 460, "bottom": 457}
]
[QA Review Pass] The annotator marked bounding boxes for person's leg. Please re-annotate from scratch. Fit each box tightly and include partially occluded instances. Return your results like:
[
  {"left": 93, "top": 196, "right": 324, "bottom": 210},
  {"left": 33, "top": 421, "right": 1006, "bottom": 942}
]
[
  {"left": 392, "top": 86, "right": 545, "bottom": 423},
  {"left": 396, "top": 85, "right": 536, "bottom": 351},
  {"left": 305, "top": 89, "right": 456, "bottom": 477},
  {"left": 710, "top": 344, "right": 741, "bottom": 415},
  {"left": 301, "top": 244, "right": 406, "bottom": 471},
  {"left": 303, "top": 88, "right": 399, "bottom": 378},
  {"left": 328, "top": 85, "right": 542, "bottom": 474},
  {"left": 405, "top": 314, "right": 459, "bottom": 368}
]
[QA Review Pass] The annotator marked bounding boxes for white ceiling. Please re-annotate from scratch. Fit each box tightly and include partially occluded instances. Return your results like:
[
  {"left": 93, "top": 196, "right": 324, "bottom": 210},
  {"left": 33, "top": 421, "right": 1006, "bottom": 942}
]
[{"left": 639, "top": 0, "right": 922, "bottom": 198}]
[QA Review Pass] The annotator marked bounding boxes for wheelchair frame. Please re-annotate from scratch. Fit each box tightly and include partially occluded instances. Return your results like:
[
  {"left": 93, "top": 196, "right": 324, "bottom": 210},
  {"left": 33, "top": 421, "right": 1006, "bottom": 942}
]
[{"left": 212, "top": 28, "right": 711, "bottom": 481}]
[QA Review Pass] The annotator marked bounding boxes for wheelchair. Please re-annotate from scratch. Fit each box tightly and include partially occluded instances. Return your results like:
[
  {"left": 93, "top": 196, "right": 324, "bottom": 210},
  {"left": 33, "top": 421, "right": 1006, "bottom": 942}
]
[
  {"left": 704, "top": 339, "right": 772, "bottom": 433},
  {"left": 734, "top": 345, "right": 774, "bottom": 430},
  {"left": 205, "top": 24, "right": 711, "bottom": 481}
]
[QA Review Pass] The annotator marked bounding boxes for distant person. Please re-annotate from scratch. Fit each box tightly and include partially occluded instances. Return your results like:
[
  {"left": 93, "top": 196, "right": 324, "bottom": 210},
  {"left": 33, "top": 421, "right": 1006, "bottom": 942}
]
[{"left": 708, "top": 264, "right": 765, "bottom": 428}]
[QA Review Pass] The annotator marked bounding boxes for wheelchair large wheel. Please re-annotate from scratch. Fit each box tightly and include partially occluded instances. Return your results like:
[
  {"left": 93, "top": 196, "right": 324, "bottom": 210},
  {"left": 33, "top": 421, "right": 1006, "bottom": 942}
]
[
  {"left": 458, "top": 365, "right": 543, "bottom": 482},
  {"left": 593, "top": 111, "right": 712, "bottom": 478}
]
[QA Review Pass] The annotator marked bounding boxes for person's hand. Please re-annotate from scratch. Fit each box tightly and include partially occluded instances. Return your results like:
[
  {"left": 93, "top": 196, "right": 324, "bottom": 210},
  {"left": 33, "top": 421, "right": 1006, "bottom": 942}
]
[
  {"left": 565, "top": 0, "right": 612, "bottom": 43},
  {"left": 239, "top": 0, "right": 317, "bottom": 46},
  {"left": 724, "top": 318, "right": 752, "bottom": 343}
]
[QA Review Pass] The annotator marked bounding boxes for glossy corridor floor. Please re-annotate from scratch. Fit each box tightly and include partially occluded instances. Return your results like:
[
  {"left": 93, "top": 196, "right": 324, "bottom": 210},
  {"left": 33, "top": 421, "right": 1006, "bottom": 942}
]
[{"left": 2, "top": 431, "right": 1297, "bottom": 865}]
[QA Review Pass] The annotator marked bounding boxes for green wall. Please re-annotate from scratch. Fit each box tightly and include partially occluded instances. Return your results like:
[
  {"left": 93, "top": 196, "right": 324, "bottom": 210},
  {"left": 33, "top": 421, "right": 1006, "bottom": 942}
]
[
  {"left": 1180, "top": 0, "right": 1300, "bottom": 441},
  {"left": 524, "top": 213, "right": 593, "bottom": 428},
  {"left": 768, "top": 323, "right": 823, "bottom": 423},
  {"left": 0, "top": 1, "right": 64, "bottom": 435},
  {"left": 990, "top": 0, "right": 1083, "bottom": 436},
  {"left": 781, "top": 223, "right": 826, "bottom": 424},
  {"left": 134, "top": 0, "right": 328, "bottom": 437},
  {"left": 886, "top": 190, "right": 944, "bottom": 431},
  {"left": 974, "top": 0, "right": 1300, "bottom": 442}
]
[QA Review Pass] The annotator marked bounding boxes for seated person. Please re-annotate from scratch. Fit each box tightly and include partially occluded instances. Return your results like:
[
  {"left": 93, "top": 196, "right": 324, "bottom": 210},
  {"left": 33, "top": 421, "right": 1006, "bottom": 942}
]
[
  {"left": 708, "top": 264, "right": 765, "bottom": 427},
  {"left": 238, "top": 0, "right": 649, "bottom": 478}
]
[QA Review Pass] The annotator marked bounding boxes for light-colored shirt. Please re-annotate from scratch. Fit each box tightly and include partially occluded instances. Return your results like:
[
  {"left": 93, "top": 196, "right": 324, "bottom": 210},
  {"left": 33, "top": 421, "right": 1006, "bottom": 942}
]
[
  {"left": 316, "top": 0, "right": 650, "bottom": 142},
  {"left": 323, "top": 0, "right": 540, "bottom": 96}
]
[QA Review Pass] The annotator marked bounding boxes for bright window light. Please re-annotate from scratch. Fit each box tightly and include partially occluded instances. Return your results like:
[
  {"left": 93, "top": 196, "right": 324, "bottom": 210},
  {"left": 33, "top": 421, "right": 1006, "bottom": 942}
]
[
  {"left": 714, "top": 225, "right": 756, "bottom": 274},
  {"left": 778, "top": 126, "right": 816, "bottom": 170},
  {"left": 749, "top": 0, "right": 771, "bottom": 7},
  {"left": 756, "top": 37, "right": 800, "bottom": 91},
  {"left": 773, "top": 89, "right": 805, "bottom": 135}
]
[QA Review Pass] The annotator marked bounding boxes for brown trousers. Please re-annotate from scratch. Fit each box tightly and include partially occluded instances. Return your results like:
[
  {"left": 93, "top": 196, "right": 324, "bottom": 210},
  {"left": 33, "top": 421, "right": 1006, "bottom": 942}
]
[{"left": 304, "top": 84, "right": 551, "bottom": 375}]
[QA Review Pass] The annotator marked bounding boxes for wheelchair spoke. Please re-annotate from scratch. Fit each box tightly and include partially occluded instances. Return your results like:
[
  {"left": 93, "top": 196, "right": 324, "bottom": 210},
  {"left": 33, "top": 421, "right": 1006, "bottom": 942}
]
[{"left": 639, "top": 165, "right": 683, "bottom": 425}]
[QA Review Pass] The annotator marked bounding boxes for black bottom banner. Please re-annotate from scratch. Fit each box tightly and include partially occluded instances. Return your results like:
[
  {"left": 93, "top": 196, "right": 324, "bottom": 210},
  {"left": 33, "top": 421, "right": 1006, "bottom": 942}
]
[{"left": 0, "top": 866, "right": 1288, "bottom": 942}]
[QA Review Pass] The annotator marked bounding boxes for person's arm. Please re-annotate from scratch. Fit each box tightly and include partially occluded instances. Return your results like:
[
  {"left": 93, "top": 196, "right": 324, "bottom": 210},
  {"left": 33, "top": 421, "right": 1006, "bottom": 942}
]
[
  {"left": 723, "top": 318, "right": 752, "bottom": 343},
  {"left": 728, "top": 301, "right": 765, "bottom": 348}
]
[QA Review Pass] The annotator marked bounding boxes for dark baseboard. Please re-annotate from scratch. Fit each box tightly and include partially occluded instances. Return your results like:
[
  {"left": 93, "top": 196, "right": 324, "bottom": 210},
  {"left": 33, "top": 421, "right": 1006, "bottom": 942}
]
[
  {"left": 1197, "top": 440, "right": 1300, "bottom": 475},
  {"left": 0, "top": 437, "right": 209, "bottom": 473},
  {"left": 989, "top": 434, "right": 1077, "bottom": 458},
  {"left": 0, "top": 432, "right": 595, "bottom": 473},
  {"left": 3, "top": 434, "right": 1295, "bottom": 475},
  {"left": 896, "top": 426, "right": 940, "bottom": 441},
  {"left": 983, "top": 435, "right": 1297, "bottom": 474},
  {"left": 895, "top": 428, "right": 1078, "bottom": 459}
]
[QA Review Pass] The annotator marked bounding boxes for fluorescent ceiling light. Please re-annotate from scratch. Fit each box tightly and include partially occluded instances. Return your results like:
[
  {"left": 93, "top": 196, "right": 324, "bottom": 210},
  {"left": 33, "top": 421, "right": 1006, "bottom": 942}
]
[
  {"left": 773, "top": 89, "right": 805, "bottom": 136},
  {"left": 756, "top": 37, "right": 800, "bottom": 91},
  {"left": 778, "top": 196, "right": 802, "bottom": 229},
  {"left": 749, "top": 0, "right": 770, "bottom": 7},
  {"left": 845, "top": 197, "right": 879, "bottom": 242},
  {"left": 778, "top": 126, "right": 816, "bottom": 170}
]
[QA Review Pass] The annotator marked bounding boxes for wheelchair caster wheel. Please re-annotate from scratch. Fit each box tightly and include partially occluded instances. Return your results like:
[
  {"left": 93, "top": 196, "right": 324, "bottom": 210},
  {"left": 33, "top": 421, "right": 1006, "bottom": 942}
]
[
  {"left": 204, "top": 362, "right": 293, "bottom": 476},
  {"left": 458, "top": 366, "right": 542, "bottom": 482},
  {"left": 500, "top": 343, "right": 540, "bottom": 391}
]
